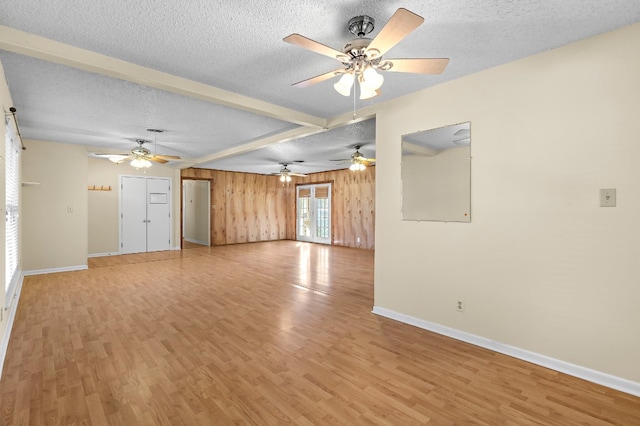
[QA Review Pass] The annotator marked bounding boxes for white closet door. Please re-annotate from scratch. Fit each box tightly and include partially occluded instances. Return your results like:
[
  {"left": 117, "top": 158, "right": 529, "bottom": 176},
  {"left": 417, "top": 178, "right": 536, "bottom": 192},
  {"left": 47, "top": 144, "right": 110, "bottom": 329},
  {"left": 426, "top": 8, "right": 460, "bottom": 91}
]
[
  {"left": 121, "top": 176, "right": 172, "bottom": 254},
  {"left": 146, "top": 178, "right": 171, "bottom": 252},
  {"left": 121, "top": 177, "right": 148, "bottom": 254}
]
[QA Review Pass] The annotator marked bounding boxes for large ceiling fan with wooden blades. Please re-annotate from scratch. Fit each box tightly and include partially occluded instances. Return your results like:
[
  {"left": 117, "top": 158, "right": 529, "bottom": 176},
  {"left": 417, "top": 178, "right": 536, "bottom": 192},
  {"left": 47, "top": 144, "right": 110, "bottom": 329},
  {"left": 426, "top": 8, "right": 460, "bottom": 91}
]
[
  {"left": 331, "top": 145, "right": 376, "bottom": 171},
  {"left": 95, "top": 129, "right": 181, "bottom": 168},
  {"left": 283, "top": 8, "right": 449, "bottom": 100},
  {"left": 271, "top": 163, "right": 308, "bottom": 182}
]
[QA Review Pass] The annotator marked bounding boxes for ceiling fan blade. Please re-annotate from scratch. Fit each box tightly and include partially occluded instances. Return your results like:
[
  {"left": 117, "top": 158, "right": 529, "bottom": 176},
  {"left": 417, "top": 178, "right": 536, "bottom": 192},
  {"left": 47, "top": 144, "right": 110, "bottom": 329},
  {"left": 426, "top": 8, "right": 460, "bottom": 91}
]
[
  {"left": 386, "top": 58, "right": 449, "bottom": 74},
  {"left": 283, "top": 34, "right": 345, "bottom": 60},
  {"left": 362, "top": 157, "right": 376, "bottom": 163},
  {"left": 292, "top": 69, "right": 343, "bottom": 88},
  {"left": 154, "top": 154, "right": 182, "bottom": 160},
  {"left": 149, "top": 157, "right": 169, "bottom": 164},
  {"left": 330, "top": 158, "right": 350, "bottom": 162},
  {"left": 367, "top": 8, "right": 424, "bottom": 57},
  {"left": 290, "top": 172, "right": 308, "bottom": 177}
]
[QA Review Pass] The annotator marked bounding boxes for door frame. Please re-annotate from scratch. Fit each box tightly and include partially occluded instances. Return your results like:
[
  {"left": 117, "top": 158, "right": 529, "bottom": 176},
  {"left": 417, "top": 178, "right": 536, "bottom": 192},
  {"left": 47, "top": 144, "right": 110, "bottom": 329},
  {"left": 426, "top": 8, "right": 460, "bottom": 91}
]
[
  {"left": 180, "top": 176, "right": 214, "bottom": 248},
  {"left": 182, "top": 179, "right": 211, "bottom": 247}
]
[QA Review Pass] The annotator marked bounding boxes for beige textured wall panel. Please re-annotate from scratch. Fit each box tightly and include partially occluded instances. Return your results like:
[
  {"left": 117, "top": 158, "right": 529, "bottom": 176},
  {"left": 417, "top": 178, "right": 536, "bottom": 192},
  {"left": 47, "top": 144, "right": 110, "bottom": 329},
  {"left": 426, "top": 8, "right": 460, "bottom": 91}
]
[
  {"left": 374, "top": 23, "right": 640, "bottom": 382},
  {"left": 22, "top": 140, "right": 88, "bottom": 270}
]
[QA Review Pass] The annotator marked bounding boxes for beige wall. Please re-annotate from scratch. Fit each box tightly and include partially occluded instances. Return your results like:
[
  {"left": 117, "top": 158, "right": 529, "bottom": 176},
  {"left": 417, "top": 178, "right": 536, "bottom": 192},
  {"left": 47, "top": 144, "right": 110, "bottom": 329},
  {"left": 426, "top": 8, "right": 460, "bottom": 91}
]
[
  {"left": 21, "top": 140, "right": 88, "bottom": 271},
  {"left": 88, "top": 157, "right": 181, "bottom": 255},
  {"left": 374, "top": 23, "right": 640, "bottom": 383}
]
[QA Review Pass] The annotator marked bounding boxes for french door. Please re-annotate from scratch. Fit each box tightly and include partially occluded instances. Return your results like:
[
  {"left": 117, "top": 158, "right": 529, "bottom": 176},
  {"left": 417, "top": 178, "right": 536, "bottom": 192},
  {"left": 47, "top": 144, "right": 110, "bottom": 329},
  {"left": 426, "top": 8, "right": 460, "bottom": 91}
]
[
  {"left": 296, "top": 183, "right": 331, "bottom": 244},
  {"left": 121, "top": 176, "right": 172, "bottom": 254}
]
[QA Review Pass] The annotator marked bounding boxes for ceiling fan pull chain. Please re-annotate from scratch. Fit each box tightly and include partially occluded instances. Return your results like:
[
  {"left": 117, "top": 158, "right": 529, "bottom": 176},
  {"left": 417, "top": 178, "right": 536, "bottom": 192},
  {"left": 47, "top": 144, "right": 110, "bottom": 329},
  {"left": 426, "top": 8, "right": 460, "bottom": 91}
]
[{"left": 352, "top": 80, "right": 356, "bottom": 120}]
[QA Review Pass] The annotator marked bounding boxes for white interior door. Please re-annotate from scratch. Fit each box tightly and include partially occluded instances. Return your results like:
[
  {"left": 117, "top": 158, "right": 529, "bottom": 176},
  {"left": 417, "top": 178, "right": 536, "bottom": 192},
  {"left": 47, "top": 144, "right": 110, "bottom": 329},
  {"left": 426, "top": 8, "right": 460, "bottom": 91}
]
[
  {"left": 121, "top": 177, "right": 148, "bottom": 254},
  {"left": 121, "top": 176, "right": 171, "bottom": 254},
  {"left": 146, "top": 178, "right": 171, "bottom": 252},
  {"left": 296, "top": 184, "right": 331, "bottom": 244}
]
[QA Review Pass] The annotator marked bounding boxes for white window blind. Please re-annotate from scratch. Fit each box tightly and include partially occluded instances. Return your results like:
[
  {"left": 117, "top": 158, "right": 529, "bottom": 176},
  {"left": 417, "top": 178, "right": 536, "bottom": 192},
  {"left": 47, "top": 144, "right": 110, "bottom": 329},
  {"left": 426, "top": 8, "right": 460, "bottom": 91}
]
[{"left": 5, "top": 117, "right": 20, "bottom": 307}]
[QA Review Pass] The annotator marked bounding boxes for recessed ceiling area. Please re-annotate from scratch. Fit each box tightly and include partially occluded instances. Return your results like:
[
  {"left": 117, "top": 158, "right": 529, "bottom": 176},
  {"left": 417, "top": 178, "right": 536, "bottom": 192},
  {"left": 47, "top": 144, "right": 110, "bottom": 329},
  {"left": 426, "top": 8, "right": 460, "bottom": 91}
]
[{"left": 1, "top": 1, "right": 639, "bottom": 174}]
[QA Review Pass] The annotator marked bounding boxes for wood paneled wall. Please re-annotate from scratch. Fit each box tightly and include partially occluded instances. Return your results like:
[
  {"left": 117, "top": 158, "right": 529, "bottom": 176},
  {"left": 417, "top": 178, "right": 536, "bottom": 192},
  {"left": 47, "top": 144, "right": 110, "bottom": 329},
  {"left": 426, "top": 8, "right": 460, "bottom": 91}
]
[{"left": 181, "top": 166, "right": 375, "bottom": 249}]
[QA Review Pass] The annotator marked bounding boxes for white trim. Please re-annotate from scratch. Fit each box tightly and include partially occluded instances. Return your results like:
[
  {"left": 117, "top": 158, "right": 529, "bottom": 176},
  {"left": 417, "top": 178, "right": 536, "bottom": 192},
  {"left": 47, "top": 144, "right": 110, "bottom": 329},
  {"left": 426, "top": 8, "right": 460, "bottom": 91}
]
[
  {"left": 372, "top": 306, "right": 640, "bottom": 398},
  {"left": 23, "top": 265, "right": 88, "bottom": 276},
  {"left": 87, "top": 252, "right": 120, "bottom": 258},
  {"left": 0, "top": 271, "right": 24, "bottom": 379},
  {"left": 172, "top": 246, "right": 182, "bottom": 251}
]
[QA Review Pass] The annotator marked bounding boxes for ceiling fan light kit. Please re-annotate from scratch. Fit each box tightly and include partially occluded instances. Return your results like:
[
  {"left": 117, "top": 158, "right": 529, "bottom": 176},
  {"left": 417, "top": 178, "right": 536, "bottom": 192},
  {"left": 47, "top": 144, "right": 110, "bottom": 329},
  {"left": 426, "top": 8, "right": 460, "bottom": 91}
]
[
  {"left": 130, "top": 157, "right": 152, "bottom": 169},
  {"left": 349, "top": 161, "right": 366, "bottom": 172},
  {"left": 284, "top": 8, "right": 449, "bottom": 99}
]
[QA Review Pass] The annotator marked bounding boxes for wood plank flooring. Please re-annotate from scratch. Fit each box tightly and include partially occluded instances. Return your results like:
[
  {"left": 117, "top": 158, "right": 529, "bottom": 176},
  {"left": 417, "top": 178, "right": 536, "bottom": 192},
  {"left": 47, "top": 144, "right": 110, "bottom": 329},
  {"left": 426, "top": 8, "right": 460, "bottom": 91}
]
[{"left": 1, "top": 241, "right": 638, "bottom": 425}]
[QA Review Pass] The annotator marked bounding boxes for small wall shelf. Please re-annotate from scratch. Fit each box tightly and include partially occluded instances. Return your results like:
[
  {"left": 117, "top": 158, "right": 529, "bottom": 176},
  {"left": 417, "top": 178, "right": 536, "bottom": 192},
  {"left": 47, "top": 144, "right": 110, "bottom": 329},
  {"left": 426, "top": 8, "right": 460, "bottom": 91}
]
[
  {"left": 88, "top": 185, "right": 112, "bottom": 191},
  {"left": 21, "top": 182, "right": 40, "bottom": 187}
]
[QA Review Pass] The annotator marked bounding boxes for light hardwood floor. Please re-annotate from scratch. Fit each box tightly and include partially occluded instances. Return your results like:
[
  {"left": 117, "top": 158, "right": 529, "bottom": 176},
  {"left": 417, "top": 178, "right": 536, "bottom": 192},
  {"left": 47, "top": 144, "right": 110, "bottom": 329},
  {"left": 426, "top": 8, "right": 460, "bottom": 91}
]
[{"left": 1, "top": 241, "right": 638, "bottom": 425}]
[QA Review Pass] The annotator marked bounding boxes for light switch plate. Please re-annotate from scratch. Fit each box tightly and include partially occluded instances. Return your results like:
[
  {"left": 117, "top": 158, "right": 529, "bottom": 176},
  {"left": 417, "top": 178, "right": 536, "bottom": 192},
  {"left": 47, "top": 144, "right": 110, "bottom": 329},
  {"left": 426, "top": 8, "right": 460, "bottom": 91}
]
[{"left": 600, "top": 188, "right": 616, "bottom": 207}]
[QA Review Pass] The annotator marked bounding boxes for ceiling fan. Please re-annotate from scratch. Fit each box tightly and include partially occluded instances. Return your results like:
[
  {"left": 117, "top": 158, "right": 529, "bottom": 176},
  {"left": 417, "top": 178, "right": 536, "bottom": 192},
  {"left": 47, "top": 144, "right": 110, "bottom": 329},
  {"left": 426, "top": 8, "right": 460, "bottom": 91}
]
[
  {"left": 332, "top": 145, "right": 376, "bottom": 171},
  {"left": 95, "top": 129, "right": 181, "bottom": 168},
  {"left": 283, "top": 8, "right": 449, "bottom": 99},
  {"left": 271, "top": 163, "right": 308, "bottom": 182}
]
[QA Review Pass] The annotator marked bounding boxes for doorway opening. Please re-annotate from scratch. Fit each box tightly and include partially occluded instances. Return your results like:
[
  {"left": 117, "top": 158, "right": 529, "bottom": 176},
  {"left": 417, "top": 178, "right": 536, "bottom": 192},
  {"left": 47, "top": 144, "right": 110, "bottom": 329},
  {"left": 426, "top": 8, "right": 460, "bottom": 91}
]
[
  {"left": 182, "top": 179, "right": 211, "bottom": 248},
  {"left": 296, "top": 183, "right": 332, "bottom": 244}
]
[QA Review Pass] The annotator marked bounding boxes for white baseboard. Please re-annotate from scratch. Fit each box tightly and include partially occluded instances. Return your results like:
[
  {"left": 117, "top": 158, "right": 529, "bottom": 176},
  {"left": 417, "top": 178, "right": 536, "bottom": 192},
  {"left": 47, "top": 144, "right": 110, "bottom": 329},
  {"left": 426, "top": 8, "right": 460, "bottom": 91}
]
[
  {"left": 0, "top": 271, "right": 24, "bottom": 379},
  {"left": 88, "top": 252, "right": 120, "bottom": 258},
  {"left": 172, "top": 245, "right": 182, "bottom": 251},
  {"left": 23, "top": 265, "right": 88, "bottom": 276},
  {"left": 372, "top": 306, "right": 640, "bottom": 398}
]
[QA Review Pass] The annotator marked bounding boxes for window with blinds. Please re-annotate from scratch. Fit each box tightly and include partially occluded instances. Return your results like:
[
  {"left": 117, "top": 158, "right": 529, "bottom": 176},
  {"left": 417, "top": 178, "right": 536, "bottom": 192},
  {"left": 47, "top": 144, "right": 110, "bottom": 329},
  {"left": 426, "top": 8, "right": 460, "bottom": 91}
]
[{"left": 5, "top": 117, "right": 20, "bottom": 306}]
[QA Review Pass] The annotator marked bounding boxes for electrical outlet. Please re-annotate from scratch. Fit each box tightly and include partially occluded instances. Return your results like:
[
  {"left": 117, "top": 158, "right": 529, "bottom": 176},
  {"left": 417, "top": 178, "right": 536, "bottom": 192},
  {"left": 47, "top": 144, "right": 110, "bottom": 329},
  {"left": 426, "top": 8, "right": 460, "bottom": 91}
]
[
  {"left": 456, "top": 300, "right": 464, "bottom": 312},
  {"left": 356, "top": 237, "right": 361, "bottom": 243}
]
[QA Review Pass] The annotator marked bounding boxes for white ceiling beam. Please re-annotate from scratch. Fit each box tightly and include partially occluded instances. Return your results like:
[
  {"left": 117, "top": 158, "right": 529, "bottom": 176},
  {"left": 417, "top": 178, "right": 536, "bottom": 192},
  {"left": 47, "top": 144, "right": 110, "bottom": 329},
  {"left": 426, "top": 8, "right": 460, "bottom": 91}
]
[
  {"left": 190, "top": 126, "right": 327, "bottom": 167},
  {"left": 188, "top": 104, "right": 382, "bottom": 167},
  {"left": 0, "top": 25, "right": 326, "bottom": 129},
  {"left": 325, "top": 105, "right": 378, "bottom": 129}
]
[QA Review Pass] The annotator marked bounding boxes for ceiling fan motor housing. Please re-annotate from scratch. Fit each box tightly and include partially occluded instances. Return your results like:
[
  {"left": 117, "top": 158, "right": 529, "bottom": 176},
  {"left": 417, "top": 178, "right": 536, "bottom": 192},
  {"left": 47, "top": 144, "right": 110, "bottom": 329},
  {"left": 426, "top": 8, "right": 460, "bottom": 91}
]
[
  {"left": 348, "top": 15, "right": 375, "bottom": 37},
  {"left": 132, "top": 139, "right": 151, "bottom": 156}
]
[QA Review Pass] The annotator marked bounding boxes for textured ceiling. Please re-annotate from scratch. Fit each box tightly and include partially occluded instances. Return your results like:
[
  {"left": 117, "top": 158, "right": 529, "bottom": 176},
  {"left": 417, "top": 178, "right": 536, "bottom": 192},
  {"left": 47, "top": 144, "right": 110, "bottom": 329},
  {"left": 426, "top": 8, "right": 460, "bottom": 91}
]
[{"left": 1, "top": 0, "right": 639, "bottom": 173}]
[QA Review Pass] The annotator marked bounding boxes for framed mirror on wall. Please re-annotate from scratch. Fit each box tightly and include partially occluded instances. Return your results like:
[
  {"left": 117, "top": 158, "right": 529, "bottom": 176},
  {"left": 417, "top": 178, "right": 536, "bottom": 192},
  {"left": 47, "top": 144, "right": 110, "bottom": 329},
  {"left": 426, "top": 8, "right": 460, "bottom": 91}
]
[{"left": 401, "top": 122, "right": 471, "bottom": 222}]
